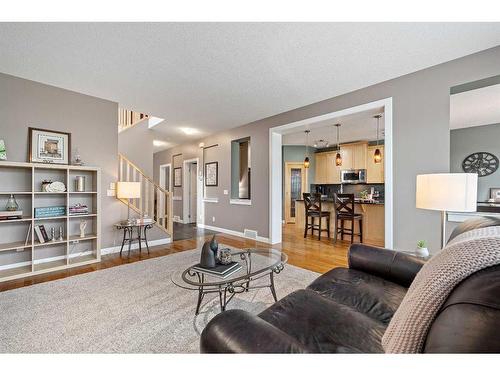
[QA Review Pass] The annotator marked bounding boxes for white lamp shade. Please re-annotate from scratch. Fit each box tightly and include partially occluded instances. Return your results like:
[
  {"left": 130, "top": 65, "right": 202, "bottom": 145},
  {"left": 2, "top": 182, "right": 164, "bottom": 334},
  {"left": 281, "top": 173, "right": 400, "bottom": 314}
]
[
  {"left": 116, "top": 182, "right": 141, "bottom": 199},
  {"left": 416, "top": 173, "right": 477, "bottom": 212}
]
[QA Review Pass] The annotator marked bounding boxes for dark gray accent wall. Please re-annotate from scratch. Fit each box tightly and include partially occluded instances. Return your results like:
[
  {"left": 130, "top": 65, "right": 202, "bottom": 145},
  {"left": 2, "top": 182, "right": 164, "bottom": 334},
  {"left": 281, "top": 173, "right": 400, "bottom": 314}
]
[
  {"left": 450, "top": 123, "right": 500, "bottom": 201},
  {"left": 153, "top": 46, "right": 500, "bottom": 250},
  {"left": 0, "top": 72, "right": 124, "bottom": 248}
]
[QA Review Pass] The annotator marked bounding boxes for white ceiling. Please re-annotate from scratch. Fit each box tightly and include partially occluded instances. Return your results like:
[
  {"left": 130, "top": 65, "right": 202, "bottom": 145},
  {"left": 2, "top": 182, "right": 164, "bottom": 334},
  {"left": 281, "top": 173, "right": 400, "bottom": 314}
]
[
  {"left": 1, "top": 23, "right": 500, "bottom": 150},
  {"left": 450, "top": 84, "right": 500, "bottom": 129},
  {"left": 282, "top": 107, "right": 385, "bottom": 146}
]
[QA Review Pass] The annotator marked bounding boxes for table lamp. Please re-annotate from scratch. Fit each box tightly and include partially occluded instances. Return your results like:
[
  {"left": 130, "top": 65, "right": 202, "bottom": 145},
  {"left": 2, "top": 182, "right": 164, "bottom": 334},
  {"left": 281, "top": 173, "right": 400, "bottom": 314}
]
[
  {"left": 116, "top": 181, "right": 141, "bottom": 224},
  {"left": 416, "top": 173, "right": 477, "bottom": 249}
]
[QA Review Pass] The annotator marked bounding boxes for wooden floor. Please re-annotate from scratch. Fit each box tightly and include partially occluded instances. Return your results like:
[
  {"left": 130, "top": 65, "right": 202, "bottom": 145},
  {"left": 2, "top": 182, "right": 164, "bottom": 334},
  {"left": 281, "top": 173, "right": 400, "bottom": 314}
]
[{"left": 0, "top": 223, "right": 351, "bottom": 293}]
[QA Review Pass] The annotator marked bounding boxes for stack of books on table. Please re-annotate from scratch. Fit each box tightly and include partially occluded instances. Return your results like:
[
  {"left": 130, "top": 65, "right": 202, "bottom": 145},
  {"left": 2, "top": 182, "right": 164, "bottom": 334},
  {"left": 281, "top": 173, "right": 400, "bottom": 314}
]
[
  {"left": 69, "top": 204, "right": 89, "bottom": 216},
  {"left": 135, "top": 217, "right": 154, "bottom": 225},
  {"left": 0, "top": 210, "right": 23, "bottom": 221},
  {"left": 192, "top": 261, "right": 242, "bottom": 279},
  {"left": 34, "top": 206, "right": 66, "bottom": 218}
]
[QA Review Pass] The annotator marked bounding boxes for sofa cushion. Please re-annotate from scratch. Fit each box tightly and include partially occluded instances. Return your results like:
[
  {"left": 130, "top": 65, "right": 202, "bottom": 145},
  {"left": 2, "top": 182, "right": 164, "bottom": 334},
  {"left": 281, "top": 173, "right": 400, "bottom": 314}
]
[
  {"left": 307, "top": 267, "right": 407, "bottom": 324},
  {"left": 258, "top": 289, "right": 386, "bottom": 353}
]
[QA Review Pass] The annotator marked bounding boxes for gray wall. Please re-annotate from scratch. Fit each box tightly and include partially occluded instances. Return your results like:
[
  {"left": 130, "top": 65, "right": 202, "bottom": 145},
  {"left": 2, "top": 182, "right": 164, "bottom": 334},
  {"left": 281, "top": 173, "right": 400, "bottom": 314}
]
[
  {"left": 0, "top": 72, "right": 158, "bottom": 249},
  {"left": 451, "top": 123, "right": 500, "bottom": 201},
  {"left": 118, "top": 118, "right": 155, "bottom": 177},
  {"left": 154, "top": 46, "right": 500, "bottom": 251}
]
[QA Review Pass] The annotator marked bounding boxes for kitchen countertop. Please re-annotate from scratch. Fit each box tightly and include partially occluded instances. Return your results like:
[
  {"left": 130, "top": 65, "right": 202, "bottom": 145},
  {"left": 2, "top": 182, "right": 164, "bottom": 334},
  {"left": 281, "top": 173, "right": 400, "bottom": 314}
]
[{"left": 295, "top": 198, "right": 384, "bottom": 205}]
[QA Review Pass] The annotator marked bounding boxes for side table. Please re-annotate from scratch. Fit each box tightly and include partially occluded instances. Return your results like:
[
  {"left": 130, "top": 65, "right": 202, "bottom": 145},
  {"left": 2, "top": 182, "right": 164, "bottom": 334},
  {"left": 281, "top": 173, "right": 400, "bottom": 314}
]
[{"left": 114, "top": 222, "right": 155, "bottom": 257}]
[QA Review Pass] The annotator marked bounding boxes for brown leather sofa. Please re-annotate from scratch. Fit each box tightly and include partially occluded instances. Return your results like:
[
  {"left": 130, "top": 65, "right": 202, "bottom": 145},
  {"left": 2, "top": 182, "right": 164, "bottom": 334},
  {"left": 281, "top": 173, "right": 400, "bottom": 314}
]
[{"left": 200, "top": 217, "right": 500, "bottom": 353}]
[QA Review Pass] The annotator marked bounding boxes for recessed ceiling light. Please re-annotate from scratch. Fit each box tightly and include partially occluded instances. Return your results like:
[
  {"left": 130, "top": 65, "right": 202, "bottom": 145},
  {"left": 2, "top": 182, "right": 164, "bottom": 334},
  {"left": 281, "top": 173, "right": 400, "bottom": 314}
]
[
  {"left": 181, "top": 127, "right": 198, "bottom": 135},
  {"left": 153, "top": 140, "right": 168, "bottom": 147}
]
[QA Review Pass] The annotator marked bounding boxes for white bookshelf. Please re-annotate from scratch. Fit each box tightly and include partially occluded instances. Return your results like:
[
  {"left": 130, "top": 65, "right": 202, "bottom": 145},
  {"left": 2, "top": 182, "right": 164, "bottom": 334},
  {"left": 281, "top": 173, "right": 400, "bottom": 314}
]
[{"left": 0, "top": 161, "right": 101, "bottom": 282}]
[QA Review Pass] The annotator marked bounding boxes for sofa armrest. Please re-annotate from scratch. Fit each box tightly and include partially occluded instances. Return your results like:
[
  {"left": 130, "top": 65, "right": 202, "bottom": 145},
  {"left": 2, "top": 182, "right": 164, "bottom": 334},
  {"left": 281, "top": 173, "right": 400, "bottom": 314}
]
[
  {"left": 348, "top": 244, "right": 426, "bottom": 287},
  {"left": 200, "top": 309, "right": 309, "bottom": 353}
]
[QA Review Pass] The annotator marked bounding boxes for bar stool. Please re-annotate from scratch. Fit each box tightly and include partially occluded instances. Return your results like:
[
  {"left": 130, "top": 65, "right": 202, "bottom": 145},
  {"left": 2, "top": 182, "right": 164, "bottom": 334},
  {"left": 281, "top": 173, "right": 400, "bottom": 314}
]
[
  {"left": 334, "top": 193, "right": 363, "bottom": 244},
  {"left": 303, "top": 193, "right": 331, "bottom": 240}
]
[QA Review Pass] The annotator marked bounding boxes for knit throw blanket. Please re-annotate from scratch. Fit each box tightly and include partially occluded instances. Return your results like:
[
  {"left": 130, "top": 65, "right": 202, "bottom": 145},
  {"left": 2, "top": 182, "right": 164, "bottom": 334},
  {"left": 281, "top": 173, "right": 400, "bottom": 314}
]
[{"left": 382, "top": 225, "right": 500, "bottom": 353}]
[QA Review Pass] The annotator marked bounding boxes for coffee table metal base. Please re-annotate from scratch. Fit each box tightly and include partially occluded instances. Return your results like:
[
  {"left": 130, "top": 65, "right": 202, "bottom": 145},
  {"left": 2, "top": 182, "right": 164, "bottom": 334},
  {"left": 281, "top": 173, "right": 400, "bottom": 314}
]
[{"left": 193, "top": 270, "right": 279, "bottom": 315}]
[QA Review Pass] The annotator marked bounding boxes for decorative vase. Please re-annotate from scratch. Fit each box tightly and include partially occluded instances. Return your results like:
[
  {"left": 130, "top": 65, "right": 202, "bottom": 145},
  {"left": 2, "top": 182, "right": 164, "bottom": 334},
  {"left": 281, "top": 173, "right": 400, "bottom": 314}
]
[
  {"left": 415, "top": 247, "right": 429, "bottom": 258},
  {"left": 200, "top": 239, "right": 216, "bottom": 268},
  {"left": 5, "top": 194, "right": 19, "bottom": 211},
  {"left": 217, "top": 248, "right": 232, "bottom": 265}
]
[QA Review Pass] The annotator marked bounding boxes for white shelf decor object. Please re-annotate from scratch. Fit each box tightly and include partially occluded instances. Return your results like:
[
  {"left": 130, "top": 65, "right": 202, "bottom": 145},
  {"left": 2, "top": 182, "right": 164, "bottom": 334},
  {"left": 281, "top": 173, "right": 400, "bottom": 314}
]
[{"left": 0, "top": 161, "right": 101, "bottom": 282}]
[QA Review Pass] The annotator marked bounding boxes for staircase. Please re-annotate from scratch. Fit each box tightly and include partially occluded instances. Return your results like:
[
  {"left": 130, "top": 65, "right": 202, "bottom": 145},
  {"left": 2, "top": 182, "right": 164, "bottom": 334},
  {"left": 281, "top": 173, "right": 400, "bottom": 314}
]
[
  {"left": 118, "top": 153, "right": 173, "bottom": 237},
  {"left": 118, "top": 108, "right": 149, "bottom": 132}
]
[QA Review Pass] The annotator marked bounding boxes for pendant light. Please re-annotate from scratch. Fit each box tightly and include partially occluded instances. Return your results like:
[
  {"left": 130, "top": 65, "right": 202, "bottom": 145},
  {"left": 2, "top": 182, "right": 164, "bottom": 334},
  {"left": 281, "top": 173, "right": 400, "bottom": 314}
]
[
  {"left": 373, "top": 114, "right": 382, "bottom": 164},
  {"left": 334, "top": 124, "right": 342, "bottom": 166},
  {"left": 304, "top": 130, "right": 310, "bottom": 168}
]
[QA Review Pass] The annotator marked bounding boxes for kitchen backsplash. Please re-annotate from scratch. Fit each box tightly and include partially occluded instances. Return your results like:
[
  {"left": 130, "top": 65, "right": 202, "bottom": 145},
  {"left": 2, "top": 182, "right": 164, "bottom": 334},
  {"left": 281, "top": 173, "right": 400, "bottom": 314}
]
[{"left": 311, "top": 183, "right": 385, "bottom": 201}]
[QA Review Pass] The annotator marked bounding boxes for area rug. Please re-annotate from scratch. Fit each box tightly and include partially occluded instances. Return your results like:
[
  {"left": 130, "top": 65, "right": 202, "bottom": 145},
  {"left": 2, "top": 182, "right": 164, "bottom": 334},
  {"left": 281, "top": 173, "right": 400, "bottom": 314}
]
[{"left": 0, "top": 246, "right": 319, "bottom": 353}]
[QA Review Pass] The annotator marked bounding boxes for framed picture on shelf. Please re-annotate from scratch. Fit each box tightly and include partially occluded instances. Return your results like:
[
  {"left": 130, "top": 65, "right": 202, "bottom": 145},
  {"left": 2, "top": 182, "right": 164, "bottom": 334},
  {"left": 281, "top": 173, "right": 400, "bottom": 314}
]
[
  {"left": 174, "top": 167, "right": 182, "bottom": 187},
  {"left": 490, "top": 188, "right": 500, "bottom": 202},
  {"left": 205, "top": 162, "right": 218, "bottom": 186},
  {"left": 28, "top": 127, "right": 71, "bottom": 165}
]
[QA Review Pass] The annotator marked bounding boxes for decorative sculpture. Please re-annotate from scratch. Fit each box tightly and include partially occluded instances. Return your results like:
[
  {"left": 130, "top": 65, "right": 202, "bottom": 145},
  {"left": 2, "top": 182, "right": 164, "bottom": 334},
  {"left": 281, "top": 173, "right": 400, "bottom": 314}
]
[
  {"left": 80, "top": 220, "right": 87, "bottom": 238},
  {"left": 59, "top": 226, "right": 64, "bottom": 241},
  {"left": 200, "top": 237, "right": 216, "bottom": 268},
  {"left": 209, "top": 234, "right": 218, "bottom": 254}
]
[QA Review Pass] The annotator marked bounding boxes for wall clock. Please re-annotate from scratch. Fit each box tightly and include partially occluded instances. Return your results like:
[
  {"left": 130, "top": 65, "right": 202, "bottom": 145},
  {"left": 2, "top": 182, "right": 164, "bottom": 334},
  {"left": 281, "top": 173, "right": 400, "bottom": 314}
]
[{"left": 462, "top": 152, "right": 499, "bottom": 177}]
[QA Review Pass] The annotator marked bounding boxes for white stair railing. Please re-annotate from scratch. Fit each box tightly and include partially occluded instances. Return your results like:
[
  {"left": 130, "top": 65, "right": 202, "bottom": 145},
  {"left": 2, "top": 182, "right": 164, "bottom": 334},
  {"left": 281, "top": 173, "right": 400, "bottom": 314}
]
[{"left": 118, "top": 154, "right": 173, "bottom": 236}]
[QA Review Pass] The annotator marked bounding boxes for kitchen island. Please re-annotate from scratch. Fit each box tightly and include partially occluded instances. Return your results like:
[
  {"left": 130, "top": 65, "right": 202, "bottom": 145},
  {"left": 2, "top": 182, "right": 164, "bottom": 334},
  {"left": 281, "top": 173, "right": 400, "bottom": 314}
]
[{"left": 295, "top": 198, "right": 385, "bottom": 246}]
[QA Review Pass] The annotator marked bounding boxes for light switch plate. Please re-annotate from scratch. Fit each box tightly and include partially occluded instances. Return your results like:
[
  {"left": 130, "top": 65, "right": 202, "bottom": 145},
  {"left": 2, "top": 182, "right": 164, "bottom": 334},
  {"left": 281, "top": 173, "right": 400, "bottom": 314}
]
[
  {"left": 110, "top": 182, "right": 116, "bottom": 190},
  {"left": 107, "top": 189, "right": 115, "bottom": 197},
  {"left": 223, "top": 190, "right": 228, "bottom": 195}
]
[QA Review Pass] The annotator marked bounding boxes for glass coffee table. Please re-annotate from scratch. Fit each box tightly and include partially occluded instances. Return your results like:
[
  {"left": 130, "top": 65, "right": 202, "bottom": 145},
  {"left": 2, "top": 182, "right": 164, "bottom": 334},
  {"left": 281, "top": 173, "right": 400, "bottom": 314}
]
[{"left": 171, "top": 248, "right": 288, "bottom": 315}]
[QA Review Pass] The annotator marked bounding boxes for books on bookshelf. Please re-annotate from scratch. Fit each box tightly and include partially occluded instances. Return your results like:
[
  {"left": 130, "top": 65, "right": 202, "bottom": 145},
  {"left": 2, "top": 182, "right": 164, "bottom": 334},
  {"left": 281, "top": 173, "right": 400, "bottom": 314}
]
[
  {"left": 34, "top": 206, "right": 66, "bottom": 218},
  {"left": 34, "top": 224, "right": 50, "bottom": 243},
  {"left": 0, "top": 210, "right": 23, "bottom": 220},
  {"left": 69, "top": 203, "right": 89, "bottom": 216},
  {"left": 192, "top": 261, "right": 242, "bottom": 279}
]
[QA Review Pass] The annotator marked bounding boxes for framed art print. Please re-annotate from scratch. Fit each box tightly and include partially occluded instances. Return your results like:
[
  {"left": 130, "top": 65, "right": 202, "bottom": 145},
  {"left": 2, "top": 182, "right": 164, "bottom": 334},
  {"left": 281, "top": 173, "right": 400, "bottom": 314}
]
[
  {"left": 174, "top": 167, "right": 182, "bottom": 187},
  {"left": 0, "top": 139, "right": 6, "bottom": 160},
  {"left": 205, "top": 162, "right": 218, "bottom": 186},
  {"left": 28, "top": 127, "right": 71, "bottom": 165}
]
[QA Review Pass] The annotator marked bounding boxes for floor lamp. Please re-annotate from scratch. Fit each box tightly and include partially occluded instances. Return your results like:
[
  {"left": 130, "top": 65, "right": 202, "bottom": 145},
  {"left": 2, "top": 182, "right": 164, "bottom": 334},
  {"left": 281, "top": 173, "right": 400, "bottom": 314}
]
[
  {"left": 416, "top": 173, "right": 477, "bottom": 249},
  {"left": 117, "top": 181, "right": 141, "bottom": 224}
]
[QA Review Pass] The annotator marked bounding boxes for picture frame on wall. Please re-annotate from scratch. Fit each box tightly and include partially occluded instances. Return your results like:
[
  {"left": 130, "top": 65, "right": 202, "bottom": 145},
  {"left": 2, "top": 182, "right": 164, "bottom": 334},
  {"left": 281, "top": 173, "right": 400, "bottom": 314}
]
[
  {"left": 0, "top": 139, "right": 6, "bottom": 160},
  {"left": 28, "top": 127, "right": 71, "bottom": 165},
  {"left": 205, "top": 162, "right": 218, "bottom": 186},
  {"left": 174, "top": 167, "right": 182, "bottom": 187}
]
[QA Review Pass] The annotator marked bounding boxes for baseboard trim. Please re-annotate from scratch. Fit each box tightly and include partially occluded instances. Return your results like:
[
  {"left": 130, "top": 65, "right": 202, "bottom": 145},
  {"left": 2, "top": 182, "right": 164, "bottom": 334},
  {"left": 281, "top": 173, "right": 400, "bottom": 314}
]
[
  {"left": 198, "top": 224, "right": 270, "bottom": 244},
  {"left": 101, "top": 237, "right": 172, "bottom": 255}
]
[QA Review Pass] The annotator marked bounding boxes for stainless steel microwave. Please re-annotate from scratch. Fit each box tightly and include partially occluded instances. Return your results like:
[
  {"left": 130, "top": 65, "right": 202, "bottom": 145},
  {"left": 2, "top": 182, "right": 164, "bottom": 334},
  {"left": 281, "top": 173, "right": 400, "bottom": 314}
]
[{"left": 341, "top": 169, "right": 367, "bottom": 184}]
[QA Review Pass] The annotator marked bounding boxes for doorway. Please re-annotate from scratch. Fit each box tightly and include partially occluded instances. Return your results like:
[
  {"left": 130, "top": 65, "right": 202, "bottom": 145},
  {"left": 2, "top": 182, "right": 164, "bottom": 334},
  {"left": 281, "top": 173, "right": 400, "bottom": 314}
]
[
  {"left": 269, "top": 97, "right": 394, "bottom": 247},
  {"left": 159, "top": 163, "right": 171, "bottom": 192},
  {"left": 185, "top": 161, "right": 197, "bottom": 224},
  {"left": 284, "top": 162, "right": 307, "bottom": 223}
]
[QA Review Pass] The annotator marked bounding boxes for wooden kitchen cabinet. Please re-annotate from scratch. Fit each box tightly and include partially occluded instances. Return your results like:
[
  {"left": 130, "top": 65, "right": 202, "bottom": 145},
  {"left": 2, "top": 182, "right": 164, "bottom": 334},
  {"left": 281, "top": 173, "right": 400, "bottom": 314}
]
[
  {"left": 366, "top": 145, "right": 384, "bottom": 183},
  {"left": 315, "top": 152, "right": 327, "bottom": 184},
  {"left": 340, "top": 142, "right": 367, "bottom": 170},
  {"left": 353, "top": 143, "right": 367, "bottom": 169},
  {"left": 326, "top": 152, "right": 341, "bottom": 183}
]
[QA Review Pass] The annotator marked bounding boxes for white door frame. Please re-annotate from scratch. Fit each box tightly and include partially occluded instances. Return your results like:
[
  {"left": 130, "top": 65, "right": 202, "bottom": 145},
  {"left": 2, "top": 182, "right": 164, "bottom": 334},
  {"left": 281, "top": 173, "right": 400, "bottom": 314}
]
[
  {"left": 159, "top": 163, "right": 172, "bottom": 191},
  {"left": 269, "top": 97, "right": 394, "bottom": 248},
  {"left": 182, "top": 158, "right": 203, "bottom": 225}
]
